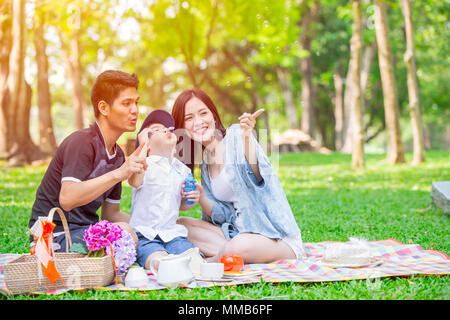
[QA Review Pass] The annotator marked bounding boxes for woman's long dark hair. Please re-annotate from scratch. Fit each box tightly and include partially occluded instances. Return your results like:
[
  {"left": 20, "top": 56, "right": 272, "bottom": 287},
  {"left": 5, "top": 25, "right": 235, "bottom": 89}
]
[{"left": 171, "top": 88, "right": 226, "bottom": 171}]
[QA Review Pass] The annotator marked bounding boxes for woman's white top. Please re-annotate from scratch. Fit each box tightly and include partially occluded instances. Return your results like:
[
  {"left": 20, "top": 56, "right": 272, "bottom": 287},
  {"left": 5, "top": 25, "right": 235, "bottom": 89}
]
[{"left": 210, "top": 168, "right": 303, "bottom": 259}]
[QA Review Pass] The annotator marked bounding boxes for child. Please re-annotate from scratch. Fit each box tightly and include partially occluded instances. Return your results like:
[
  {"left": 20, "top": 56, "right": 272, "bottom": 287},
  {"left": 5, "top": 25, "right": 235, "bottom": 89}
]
[{"left": 128, "top": 110, "right": 202, "bottom": 270}]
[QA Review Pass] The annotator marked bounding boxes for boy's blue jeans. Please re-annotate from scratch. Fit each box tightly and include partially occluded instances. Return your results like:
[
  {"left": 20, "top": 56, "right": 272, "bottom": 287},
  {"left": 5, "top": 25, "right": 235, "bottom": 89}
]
[{"left": 136, "top": 232, "right": 196, "bottom": 267}]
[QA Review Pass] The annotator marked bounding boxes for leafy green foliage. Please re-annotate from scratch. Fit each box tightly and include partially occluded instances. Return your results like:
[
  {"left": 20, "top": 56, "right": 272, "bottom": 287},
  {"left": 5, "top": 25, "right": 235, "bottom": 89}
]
[
  {"left": 69, "top": 242, "right": 89, "bottom": 255},
  {"left": 24, "top": 0, "right": 450, "bottom": 150}
]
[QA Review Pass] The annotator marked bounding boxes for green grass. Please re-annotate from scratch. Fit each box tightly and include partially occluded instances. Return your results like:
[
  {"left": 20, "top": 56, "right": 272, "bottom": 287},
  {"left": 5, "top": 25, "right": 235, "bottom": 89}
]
[{"left": 1, "top": 150, "right": 449, "bottom": 300}]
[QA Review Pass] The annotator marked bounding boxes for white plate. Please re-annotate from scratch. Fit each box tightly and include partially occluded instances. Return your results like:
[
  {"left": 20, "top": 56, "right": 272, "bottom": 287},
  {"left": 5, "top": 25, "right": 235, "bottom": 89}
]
[
  {"left": 195, "top": 277, "right": 233, "bottom": 282},
  {"left": 222, "top": 271, "right": 262, "bottom": 278},
  {"left": 317, "top": 258, "right": 383, "bottom": 269}
]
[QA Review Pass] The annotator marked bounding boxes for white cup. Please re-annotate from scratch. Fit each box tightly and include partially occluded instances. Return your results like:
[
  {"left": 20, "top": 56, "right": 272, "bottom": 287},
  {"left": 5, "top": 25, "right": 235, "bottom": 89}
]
[
  {"left": 125, "top": 266, "right": 149, "bottom": 287},
  {"left": 200, "top": 263, "right": 224, "bottom": 280}
]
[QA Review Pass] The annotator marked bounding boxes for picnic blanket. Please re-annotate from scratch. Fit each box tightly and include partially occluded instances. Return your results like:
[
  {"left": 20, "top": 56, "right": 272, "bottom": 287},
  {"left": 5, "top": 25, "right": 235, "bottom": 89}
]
[{"left": 1, "top": 239, "right": 449, "bottom": 295}]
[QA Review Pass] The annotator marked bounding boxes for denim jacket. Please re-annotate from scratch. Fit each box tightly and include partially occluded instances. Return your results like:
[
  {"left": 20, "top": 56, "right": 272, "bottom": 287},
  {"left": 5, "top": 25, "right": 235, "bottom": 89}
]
[{"left": 200, "top": 124, "right": 302, "bottom": 242}]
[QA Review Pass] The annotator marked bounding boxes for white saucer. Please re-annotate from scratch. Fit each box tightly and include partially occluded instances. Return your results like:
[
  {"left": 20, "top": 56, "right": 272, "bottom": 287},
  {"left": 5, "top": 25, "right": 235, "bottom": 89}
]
[
  {"left": 317, "top": 258, "right": 383, "bottom": 269},
  {"left": 195, "top": 277, "right": 233, "bottom": 282},
  {"left": 222, "top": 271, "right": 262, "bottom": 278}
]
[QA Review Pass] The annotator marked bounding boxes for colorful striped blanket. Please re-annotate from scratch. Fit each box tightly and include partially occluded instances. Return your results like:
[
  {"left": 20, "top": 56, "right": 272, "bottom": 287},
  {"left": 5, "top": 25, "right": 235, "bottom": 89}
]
[{"left": 1, "top": 239, "right": 448, "bottom": 295}]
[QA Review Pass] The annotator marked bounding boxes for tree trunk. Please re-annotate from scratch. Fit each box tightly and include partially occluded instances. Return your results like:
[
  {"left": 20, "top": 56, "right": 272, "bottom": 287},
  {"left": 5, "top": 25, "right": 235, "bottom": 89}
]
[
  {"left": 373, "top": 0, "right": 405, "bottom": 164},
  {"left": 276, "top": 66, "right": 299, "bottom": 129},
  {"left": 0, "top": 0, "right": 12, "bottom": 158},
  {"left": 7, "top": 0, "right": 27, "bottom": 165},
  {"left": 341, "top": 41, "right": 376, "bottom": 153},
  {"left": 341, "top": 57, "right": 354, "bottom": 154},
  {"left": 58, "top": 29, "right": 88, "bottom": 130},
  {"left": 6, "top": 0, "right": 26, "bottom": 163},
  {"left": 340, "top": 3, "right": 375, "bottom": 154},
  {"left": 313, "top": 84, "right": 332, "bottom": 149},
  {"left": 298, "top": 1, "right": 319, "bottom": 137},
  {"left": 6, "top": 0, "right": 43, "bottom": 166},
  {"left": 361, "top": 41, "right": 377, "bottom": 96},
  {"left": 333, "top": 65, "right": 344, "bottom": 150},
  {"left": 400, "top": 0, "right": 425, "bottom": 165},
  {"left": 350, "top": 0, "right": 364, "bottom": 167},
  {"left": 34, "top": 14, "right": 57, "bottom": 155}
]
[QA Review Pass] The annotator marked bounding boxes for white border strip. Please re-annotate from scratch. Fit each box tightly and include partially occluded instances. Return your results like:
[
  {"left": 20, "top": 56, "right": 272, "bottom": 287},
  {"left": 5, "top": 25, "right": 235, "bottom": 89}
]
[
  {"left": 105, "top": 198, "right": 121, "bottom": 204},
  {"left": 61, "top": 177, "right": 82, "bottom": 183}
]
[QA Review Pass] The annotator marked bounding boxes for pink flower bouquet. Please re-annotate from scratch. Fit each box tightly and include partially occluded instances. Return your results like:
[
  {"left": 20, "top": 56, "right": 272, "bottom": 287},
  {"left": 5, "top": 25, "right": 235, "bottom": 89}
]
[
  {"left": 79, "top": 220, "right": 136, "bottom": 274},
  {"left": 83, "top": 220, "right": 123, "bottom": 253}
]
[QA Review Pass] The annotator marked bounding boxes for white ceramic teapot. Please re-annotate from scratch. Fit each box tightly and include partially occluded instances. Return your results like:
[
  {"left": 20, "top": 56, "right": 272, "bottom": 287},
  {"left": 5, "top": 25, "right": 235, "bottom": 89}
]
[{"left": 150, "top": 255, "right": 194, "bottom": 288}]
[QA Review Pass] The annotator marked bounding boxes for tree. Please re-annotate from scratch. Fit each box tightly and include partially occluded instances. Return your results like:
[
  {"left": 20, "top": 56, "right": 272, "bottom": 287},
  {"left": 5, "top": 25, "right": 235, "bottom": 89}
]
[
  {"left": 7, "top": 0, "right": 28, "bottom": 163},
  {"left": 55, "top": 1, "right": 88, "bottom": 131},
  {"left": 0, "top": 0, "right": 12, "bottom": 158},
  {"left": 400, "top": 0, "right": 425, "bottom": 164},
  {"left": 340, "top": 0, "right": 377, "bottom": 154},
  {"left": 350, "top": 0, "right": 364, "bottom": 167},
  {"left": 1, "top": 0, "right": 43, "bottom": 165},
  {"left": 298, "top": 0, "right": 319, "bottom": 137},
  {"left": 145, "top": 0, "right": 302, "bottom": 134},
  {"left": 307, "top": 2, "right": 352, "bottom": 150},
  {"left": 333, "top": 64, "right": 344, "bottom": 150},
  {"left": 373, "top": 0, "right": 404, "bottom": 164},
  {"left": 276, "top": 66, "right": 299, "bottom": 129},
  {"left": 34, "top": 6, "right": 57, "bottom": 155}
]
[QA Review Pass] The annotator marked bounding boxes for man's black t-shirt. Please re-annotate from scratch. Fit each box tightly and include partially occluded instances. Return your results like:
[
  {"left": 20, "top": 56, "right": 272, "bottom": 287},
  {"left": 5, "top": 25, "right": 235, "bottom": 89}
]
[{"left": 29, "top": 122, "right": 125, "bottom": 233}]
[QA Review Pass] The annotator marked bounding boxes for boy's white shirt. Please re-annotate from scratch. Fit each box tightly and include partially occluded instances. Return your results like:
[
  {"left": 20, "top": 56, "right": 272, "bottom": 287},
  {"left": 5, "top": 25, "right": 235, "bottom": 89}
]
[{"left": 129, "top": 154, "right": 191, "bottom": 243}]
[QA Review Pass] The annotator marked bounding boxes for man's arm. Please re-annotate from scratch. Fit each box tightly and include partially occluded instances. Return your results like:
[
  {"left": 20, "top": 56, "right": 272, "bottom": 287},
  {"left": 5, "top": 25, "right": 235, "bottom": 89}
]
[
  {"left": 101, "top": 201, "right": 138, "bottom": 246},
  {"left": 100, "top": 201, "right": 130, "bottom": 223},
  {"left": 60, "top": 171, "right": 121, "bottom": 212},
  {"left": 59, "top": 143, "right": 147, "bottom": 211}
]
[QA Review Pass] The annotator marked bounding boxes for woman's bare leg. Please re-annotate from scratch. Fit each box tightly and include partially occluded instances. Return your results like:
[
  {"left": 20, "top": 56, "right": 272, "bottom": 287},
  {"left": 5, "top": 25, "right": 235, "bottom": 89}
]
[
  {"left": 177, "top": 218, "right": 296, "bottom": 263},
  {"left": 177, "top": 217, "right": 227, "bottom": 257},
  {"left": 209, "top": 233, "right": 296, "bottom": 264}
]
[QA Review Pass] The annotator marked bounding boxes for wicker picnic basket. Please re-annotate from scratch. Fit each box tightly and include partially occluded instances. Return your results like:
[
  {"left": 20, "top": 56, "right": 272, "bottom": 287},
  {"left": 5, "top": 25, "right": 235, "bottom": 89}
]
[{"left": 4, "top": 207, "right": 115, "bottom": 295}]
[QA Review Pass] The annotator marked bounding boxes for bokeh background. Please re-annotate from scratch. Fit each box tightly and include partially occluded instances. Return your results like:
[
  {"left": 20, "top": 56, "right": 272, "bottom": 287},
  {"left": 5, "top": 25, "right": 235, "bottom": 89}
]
[{"left": 0, "top": 0, "right": 448, "bottom": 166}]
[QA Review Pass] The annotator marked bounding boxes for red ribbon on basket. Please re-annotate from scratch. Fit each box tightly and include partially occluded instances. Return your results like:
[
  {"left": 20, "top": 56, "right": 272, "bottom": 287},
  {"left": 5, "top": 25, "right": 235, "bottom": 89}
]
[{"left": 30, "top": 220, "right": 62, "bottom": 285}]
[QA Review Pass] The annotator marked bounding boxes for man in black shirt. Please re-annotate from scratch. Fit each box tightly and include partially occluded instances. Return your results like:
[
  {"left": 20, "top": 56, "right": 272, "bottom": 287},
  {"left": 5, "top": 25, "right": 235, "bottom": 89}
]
[{"left": 29, "top": 70, "right": 146, "bottom": 251}]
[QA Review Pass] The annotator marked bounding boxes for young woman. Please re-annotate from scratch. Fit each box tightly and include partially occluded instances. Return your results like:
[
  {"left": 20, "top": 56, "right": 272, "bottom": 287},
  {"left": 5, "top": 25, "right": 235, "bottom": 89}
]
[{"left": 172, "top": 88, "right": 303, "bottom": 263}]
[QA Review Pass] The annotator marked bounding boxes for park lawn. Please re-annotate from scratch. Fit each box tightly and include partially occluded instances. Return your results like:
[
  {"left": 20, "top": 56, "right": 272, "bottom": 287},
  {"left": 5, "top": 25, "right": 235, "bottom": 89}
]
[{"left": 0, "top": 150, "right": 449, "bottom": 300}]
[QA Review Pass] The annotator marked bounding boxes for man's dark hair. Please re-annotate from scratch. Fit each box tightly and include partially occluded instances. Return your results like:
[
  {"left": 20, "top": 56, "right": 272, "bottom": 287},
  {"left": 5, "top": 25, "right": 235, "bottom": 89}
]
[{"left": 90, "top": 70, "right": 139, "bottom": 117}]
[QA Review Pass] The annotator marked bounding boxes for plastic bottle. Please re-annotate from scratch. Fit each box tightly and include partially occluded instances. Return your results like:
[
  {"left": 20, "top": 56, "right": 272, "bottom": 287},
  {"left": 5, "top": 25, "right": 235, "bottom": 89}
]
[{"left": 184, "top": 173, "right": 197, "bottom": 205}]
